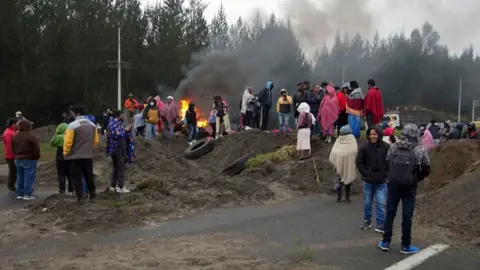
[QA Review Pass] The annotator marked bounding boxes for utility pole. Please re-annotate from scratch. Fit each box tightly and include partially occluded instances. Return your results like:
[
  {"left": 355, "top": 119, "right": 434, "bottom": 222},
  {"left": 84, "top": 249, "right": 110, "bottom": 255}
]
[
  {"left": 108, "top": 27, "right": 131, "bottom": 110},
  {"left": 472, "top": 100, "right": 480, "bottom": 122},
  {"left": 457, "top": 76, "right": 462, "bottom": 122}
]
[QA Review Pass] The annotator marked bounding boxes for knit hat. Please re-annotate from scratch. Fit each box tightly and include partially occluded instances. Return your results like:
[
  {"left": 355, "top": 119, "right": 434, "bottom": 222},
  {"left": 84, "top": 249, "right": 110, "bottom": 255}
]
[
  {"left": 383, "top": 127, "right": 394, "bottom": 136},
  {"left": 339, "top": 125, "right": 352, "bottom": 135}
]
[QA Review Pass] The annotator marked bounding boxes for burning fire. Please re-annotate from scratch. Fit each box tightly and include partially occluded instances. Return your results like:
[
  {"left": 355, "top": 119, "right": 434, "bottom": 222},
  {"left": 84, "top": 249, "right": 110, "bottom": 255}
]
[{"left": 179, "top": 99, "right": 208, "bottom": 127}]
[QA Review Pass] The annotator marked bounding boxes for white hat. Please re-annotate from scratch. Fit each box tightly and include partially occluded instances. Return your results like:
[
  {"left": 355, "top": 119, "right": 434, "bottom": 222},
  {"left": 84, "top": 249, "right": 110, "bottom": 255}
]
[
  {"left": 15, "top": 111, "right": 22, "bottom": 116},
  {"left": 167, "top": 96, "right": 173, "bottom": 100}
]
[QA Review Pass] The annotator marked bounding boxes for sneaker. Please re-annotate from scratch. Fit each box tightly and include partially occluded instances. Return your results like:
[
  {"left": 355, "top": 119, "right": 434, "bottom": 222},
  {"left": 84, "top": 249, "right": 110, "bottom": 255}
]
[
  {"left": 360, "top": 220, "right": 372, "bottom": 230},
  {"left": 378, "top": 241, "right": 390, "bottom": 251},
  {"left": 16, "top": 196, "right": 24, "bottom": 200},
  {"left": 193, "top": 139, "right": 197, "bottom": 143},
  {"left": 188, "top": 141, "right": 193, "bottom": 146},
  {"left": 109, "top": 187, "right": 116, "bottom": 192},
  {"left": 401, "top": 245, "right": 420, "bottom": 255},
  {"left": 23, "top": 196, "right": 36, "bottom": 201},
  {"left": 116, "top": 187, "right": 131, "bottom": 193},
  {"left": 375, "top": 224, "right": 385, "bottom": 234},
  {"left": 68, "top": 192, "right": 76, "bottom": 197}
]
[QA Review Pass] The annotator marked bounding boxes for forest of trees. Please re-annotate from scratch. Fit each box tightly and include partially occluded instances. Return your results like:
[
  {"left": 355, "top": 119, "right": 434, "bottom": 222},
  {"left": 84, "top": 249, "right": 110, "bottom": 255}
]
[{"left": 1, "top": 0, "right": 479, "bottom": 125}]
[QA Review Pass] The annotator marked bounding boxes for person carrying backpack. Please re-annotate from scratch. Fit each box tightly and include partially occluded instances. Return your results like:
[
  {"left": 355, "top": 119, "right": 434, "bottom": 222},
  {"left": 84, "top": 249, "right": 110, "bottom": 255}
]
[{"left": 378, "top": 124, "right": 430, "bottom": 254}]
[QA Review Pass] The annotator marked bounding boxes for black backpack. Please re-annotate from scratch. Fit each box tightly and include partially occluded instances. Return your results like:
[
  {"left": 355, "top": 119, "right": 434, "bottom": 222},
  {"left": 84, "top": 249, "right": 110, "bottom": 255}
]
[{"left": 388, "top": 143, "right": 417, "bottom": 185}]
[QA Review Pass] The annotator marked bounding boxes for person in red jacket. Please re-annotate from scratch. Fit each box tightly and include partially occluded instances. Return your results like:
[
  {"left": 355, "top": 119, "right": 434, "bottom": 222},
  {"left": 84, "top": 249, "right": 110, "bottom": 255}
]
[
  {"left": 364, "top": 79, "right": 385, "bottom": 128},
  {"left": 3, "top": 118, "right": 18, "bottom": 194},
  {"left": 336, "top": 84, "right": 348, "bottom": 135}
]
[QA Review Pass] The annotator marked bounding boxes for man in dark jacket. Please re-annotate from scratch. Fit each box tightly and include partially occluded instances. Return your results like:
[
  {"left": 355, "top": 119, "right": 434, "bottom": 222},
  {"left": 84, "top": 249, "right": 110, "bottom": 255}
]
[
  {"left": 428, "top": 120, "right": 441, "bottom": 145},
  {"left": 257, "top": 81, "right": 274, "bottom": 131},
  {"left": 356, "top": 126, "right": 390, "bottom": 233},
  {"left": 293, "top": 83, "right": 306, "bottom": 126},
  {"left": 378, "top": 124, "right": 430, "bottom": 254},
  {"left": 306, "top": 83, "right": 326, "bottom": 136}
]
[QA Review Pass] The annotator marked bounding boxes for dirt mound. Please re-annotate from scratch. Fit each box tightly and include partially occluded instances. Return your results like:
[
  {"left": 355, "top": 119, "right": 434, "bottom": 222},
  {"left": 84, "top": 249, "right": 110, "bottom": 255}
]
[
  {"left": 424, "top": 140, "right": 480, "bottom": 192},
  {"left": 416, "top": 166, "right": 480, "bottom": 245},
  {"left": 197, "top": 130, "right": 294, "bottom": 172},
  {"left": 27, "top": 137, "right": 274, "bottom": 233},
  {"left": 32, "top": 125, "right": 57, "bottom": 142}
]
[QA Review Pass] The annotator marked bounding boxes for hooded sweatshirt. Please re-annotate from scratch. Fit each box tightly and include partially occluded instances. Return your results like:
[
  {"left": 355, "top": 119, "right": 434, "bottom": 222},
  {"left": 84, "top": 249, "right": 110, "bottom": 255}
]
[
  {"left": 3, "top": 126, "right": 16, "bottom": 159},
  {"left": 355, "top": 126, "right": 390, "bottom": 185},
  {"left": 258, "top": 81, "right": 273, "bottom": 107},
  {"left": 276, "top": 90, "right": 293, "bottom": 113},
  {"left": 12, "top": 120, "right": 40, "bottom": 160},
  {"left": 50, "top": 123, "right": 68, "bottom": 160},
  {"left": 386, "top": 124, "right": 430, "bottom": 184}
]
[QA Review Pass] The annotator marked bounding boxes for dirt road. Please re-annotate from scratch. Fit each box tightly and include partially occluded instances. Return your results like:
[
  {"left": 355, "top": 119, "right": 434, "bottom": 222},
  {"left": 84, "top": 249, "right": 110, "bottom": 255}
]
[{"left": 0, "top": 194, "right": 478, "bottom": 269}]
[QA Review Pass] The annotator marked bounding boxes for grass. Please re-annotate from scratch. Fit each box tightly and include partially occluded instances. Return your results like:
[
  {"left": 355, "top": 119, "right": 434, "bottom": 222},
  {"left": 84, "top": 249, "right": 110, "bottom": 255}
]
[
  {"left": 245, "top": 145, "right": 297, "bottom": 171},
  {"left": 0, "top": 142, "right": 56, "bottom": 161}
]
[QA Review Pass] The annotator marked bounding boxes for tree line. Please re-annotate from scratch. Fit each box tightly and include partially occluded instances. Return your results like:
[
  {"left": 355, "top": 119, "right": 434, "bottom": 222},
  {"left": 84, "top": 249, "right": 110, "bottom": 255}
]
[{"left": 1, "top": 0, "right": 479, "bottom": 126}]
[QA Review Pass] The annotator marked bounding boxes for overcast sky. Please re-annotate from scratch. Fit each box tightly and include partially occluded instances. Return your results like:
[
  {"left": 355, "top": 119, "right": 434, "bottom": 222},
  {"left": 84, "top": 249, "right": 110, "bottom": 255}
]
[{"left": 143, "top": 0, "right": 480, "bottom": 56}]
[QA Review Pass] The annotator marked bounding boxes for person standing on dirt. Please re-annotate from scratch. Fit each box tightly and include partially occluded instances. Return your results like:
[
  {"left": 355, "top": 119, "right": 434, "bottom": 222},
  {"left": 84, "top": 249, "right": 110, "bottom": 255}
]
[
  {"left": 50, "top": 122, "right": 74, "bottom": 195},
  {"left": 133, "top": 104, "right": 145, "bottom": 137},
  {"left": 3, "top": 118, "right": 19, "bottom": 195},
  {"left": 124, "top": 94, "right": 139, "bottom": 124},
  {"left": 296, "top": 102, "right": 315, "bottom": 160},
  {"left": 143, "top": 98, "right": 160, "bottom": 140},
  {"left": 318, "top": 83, "right": 339, "bottom": 144},
  {"left": 293, "top": 83, "right": 307, "bottom": 127},
  {"left": 276, "top": 89, "right": 292, "bottom": 136},
  {"left": 240, "top": 87, "right": 254, "bottom": 130},
  {"left": 12, "top": 120, "right": 40, "bottom": 200},
  {"left": 356, "top": 126, "right": 389, "bottom": 233},
  {"left": 336, "top": 83, "right": 349, "bottom": 136},
  {"left": 363, "top": 79, "right": 385, "bottom": 128},
  {"left": 63, "top": 105, "right": 99, "bottom": 203},
  {"left": 257, "top": 81, "right": 274, "bottom": 131},
  {"left": 306, "top": 84, "right": 324, "bottom": 137},
  {"left": 162, "top": 96, "right": 178, "bottom": 139},
  {"left": 329, "top": 125, "right": 358, "bottom": 203},
  {"left": 213, "top": 95, "right": 231, "bottom": 139},
  {"left": 378, "top": 124, "right": 430, "bottom": 254},
  {"left": 465, "top": 122, "right": 480, "bottom": 139},
  {"left": 185, "top": 103, "right": 198, "bottom": 145},
  {"left": 439, "top": 120, "right": 452, "bottom": 143},
  {"left": 346, "top": 81, "right": 364, "bottom": 138},
  {"left": 106, "top": 110, "right": 134, "bottom": 194}
]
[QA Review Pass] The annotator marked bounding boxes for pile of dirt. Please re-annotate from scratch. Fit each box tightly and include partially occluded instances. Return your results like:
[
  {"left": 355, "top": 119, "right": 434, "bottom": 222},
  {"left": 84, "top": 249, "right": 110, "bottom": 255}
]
[
  {"left": 416, "top": 140, "right": 480, "bottom": 245},
  {"left": 32, "top": 125, "right": 57, "bottom": 142},
  {"left": 27, "top": 137, "right": 275, "bottom": 233},
  {"left": 416, "top": 166, "right": 480, "bottom": 245},
  {"left": 196, "top": 130, "right": 295, "bottom": 172},
  {"left": 424, "top": 140, "right": 480, "bottom": 192}
]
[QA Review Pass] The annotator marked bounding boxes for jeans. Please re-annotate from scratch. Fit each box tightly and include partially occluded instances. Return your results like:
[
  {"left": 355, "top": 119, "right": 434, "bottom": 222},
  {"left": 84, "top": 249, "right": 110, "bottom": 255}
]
[
  {"left": 383, "top": 184, "right": 416, "bottom": 247},
  {"left": 188, "top": 124, "right": 198, "bottom": 142},
  {"left": 145, "top": 123, "right": 156, "bottom": 140},
  {"left": 278, "top": 113, "right": 290, "bottom": 135},
  {"left": 163, "top": 121, "right": 174, "bottom": 138},
  {"left": 348, "top": 114, "right": 362, "bottom": 139},
  {"left": 111, "top": 147, "right": 126, "bottom": 188},
  {"left": 6, "top": 159, "right": 16, "bottom": 191},
  {"left": 68, "top": 159, "right": 95, "bottom": 200},
  {"left": 363, "top": 181, "right": 387, "bottom": 225},
  {"left": 15, "top": 159, "right": 38, "bottom": 197}
]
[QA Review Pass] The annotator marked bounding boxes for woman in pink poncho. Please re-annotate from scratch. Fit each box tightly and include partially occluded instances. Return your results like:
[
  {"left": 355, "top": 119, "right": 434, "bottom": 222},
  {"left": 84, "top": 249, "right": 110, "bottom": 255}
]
[
  {"left": 162, "top": 96, "right": 178, "bottom": 138},
  {"left": 318, "top": 84, "right": 339, "bottom": 143},
  {"left": 421, "top": 126, "right": 435, "bottom": 151},
  {"left": 154, "top": 96, "right": 165, "bottom": 133}
]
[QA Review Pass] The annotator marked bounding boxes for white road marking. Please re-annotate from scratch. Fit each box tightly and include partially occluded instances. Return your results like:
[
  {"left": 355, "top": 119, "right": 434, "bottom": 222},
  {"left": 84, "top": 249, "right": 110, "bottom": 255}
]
[{"left": 384, "top": 244, "right": 450, "bottom": 270}]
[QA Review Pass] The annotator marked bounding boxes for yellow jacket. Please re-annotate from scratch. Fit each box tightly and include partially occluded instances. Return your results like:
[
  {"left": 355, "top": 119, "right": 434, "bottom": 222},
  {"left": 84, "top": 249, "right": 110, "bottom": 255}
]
[{"left": 276, "top": 96, "right": 293, "bottom": 113}]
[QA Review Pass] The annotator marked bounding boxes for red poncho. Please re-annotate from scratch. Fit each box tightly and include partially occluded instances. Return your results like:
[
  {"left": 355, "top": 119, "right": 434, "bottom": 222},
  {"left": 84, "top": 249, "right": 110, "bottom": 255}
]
[{"left": 363, "top": 87, "right": 384, "bottom": 125}]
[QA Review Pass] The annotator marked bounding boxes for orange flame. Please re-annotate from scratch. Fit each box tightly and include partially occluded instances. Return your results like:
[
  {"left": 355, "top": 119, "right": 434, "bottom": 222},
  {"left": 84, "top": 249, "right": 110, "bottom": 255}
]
[{"left": 179, "top": 99, "right": 208, "bottom": 127}]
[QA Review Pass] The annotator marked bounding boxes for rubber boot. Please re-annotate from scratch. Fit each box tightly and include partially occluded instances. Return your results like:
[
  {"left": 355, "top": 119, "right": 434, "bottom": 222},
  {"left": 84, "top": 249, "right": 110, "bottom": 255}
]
[
  {"left": 345, "top": 184, "right": 351, "bottom": 203},
  {"left": 336, "top": 187, "right": 342, "bottom": 202},
  {"left": 298, "top": 150, "right": 304, "bottom": 160},
  {"left": 327, "top": 135, "right": 332, "bottom": 143}
]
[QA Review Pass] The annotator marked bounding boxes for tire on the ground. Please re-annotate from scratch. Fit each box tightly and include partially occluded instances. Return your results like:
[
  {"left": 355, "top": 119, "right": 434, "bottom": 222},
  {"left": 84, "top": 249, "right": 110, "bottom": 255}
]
[
  {"left": 184, "top": 137, "right": 215, "bottom": 159},
  {"left": 221, "top": 153, "right": 254, "bottom": 176}
]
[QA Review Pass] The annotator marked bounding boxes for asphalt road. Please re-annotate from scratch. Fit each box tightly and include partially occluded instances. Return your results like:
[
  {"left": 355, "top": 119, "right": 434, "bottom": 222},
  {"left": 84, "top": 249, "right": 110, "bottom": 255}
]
[{"left": 0, "top": 191, "right": 478, "bottom": 269}]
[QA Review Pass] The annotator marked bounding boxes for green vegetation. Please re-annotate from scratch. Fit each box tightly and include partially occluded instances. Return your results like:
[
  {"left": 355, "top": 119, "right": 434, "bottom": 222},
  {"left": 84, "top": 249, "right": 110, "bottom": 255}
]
[
  {"left": 0, "top": 142, "right": 56, "bottom": 161},
  {"left": 293, "top": 237, "right": 313, "bottom": 263},
  {"left": 245, "top": 145, "right": 297, "bottom": 171}
]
